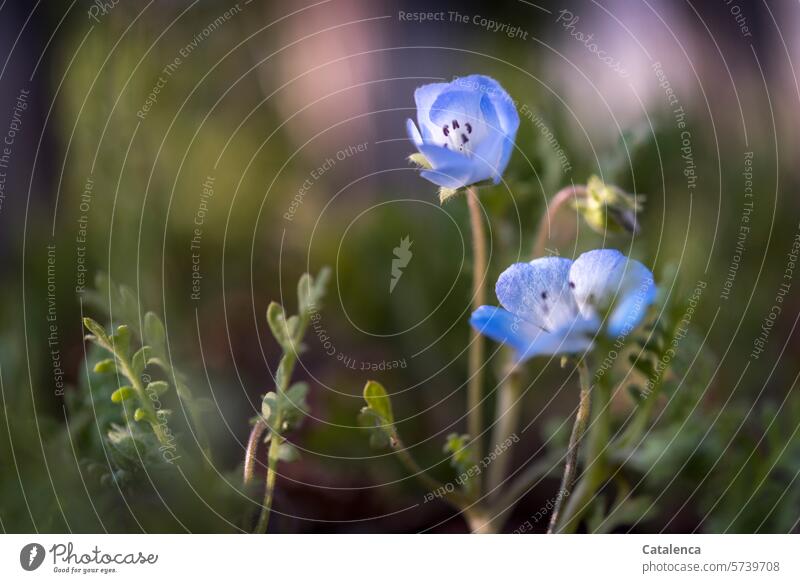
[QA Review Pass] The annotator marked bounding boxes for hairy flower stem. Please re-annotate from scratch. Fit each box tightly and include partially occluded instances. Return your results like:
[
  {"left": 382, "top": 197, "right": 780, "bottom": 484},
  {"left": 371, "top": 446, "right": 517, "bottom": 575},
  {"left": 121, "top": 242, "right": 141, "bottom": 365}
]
[
  {"left": 466, "top": 186, "right": 487, "bottom": 483},
  {"left": 487, "top": 354, "right": 522, "bottom": 500},
  {"left": 547, "top": 359, "right": 592, "bottom": 534},
  {"left": 556, "top": 374, "right": 611, "bottom": 533},
  {"left": 243, "top": 419, "right": 267, "bottom": 484},
  {"left": 532, "top": 185, "right": 587, "bottom": 258}
]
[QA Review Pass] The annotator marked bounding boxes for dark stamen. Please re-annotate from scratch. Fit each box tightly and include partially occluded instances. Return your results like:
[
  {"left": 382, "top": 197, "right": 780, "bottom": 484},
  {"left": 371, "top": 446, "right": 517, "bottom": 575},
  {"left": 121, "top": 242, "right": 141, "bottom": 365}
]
[
  {"left": 461, "top": 134, "right": 469, "bottom": 144},
  {"left": 541, "top": 291, "right": 548, "bottom": 299},
  {"left": 452, "top": 120, "right": 460, "bottom": 129},
  {"left": 465, "top": 122, "right": 472, "bottom": 134},
  {"left": 569, "top": 281, "right": 576, "bottom": 289},
  {"left": 442, "top": 125, "right": 450, "bottom": 136}
]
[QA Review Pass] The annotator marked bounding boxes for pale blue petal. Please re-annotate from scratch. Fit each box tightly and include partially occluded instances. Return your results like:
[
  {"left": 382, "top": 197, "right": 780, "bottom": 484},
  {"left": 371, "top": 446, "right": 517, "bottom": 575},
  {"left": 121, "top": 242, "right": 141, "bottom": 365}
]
[
  {"left": 471, "top": 129, "right": 504, "bottom": 184},
  {"left": 417, "top": 143, "right": 470, "bottom": 169},
  {"left": 518, "top": 318, "right": 596, "bottom": 361},
  {"left": 569, "top": 249, "right": 627, "bottom": 318},
  {"left": 454, "top": 74, "right": 520, "bottom": 135},
  {"left": 495, "top": 258, "right": 579, "bottom": 331},
  {"left": 569, "top": 249, "right": 656, "bottom": 336},
  {"left": 469, "top": 306, "right": 548, "bottom": 358},
  {"left": 406, "top": 118, "right": 423, "bottom": 147},
  {"left": 429, "top": 90, "right": 485, "bottom": 128},
  {"left": 416, "top": 143, "right": 474, "bottom": 188},
  {"left": 414, "top": 82, "right": 449, "bottom": 141},
  {"left": 471, "top": 306, "right": 595, "bottom": 362},
  {"left": 607, "top": 265, "right": 656, "bottom": 336},
  {"left": 420, "top": 167, "right": 473, "bottom": 189},
  {"left": 493, "top": 134, "right": 516, "bottom": 182}
]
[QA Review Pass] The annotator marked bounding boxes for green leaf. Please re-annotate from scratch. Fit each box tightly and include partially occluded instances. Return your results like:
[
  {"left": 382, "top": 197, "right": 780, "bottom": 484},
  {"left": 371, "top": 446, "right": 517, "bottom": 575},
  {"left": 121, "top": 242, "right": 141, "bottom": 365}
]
[
  {"left": 111, "top": 325, "right": 131, "bottom": 357},
  {"left": 358, "top": 407, "right": 392, "bottom": 449},
  {"left": 443, "top": 433, "right": 476, "bottom": 475},
  {"left": 93, "top": 358, "right": 116, "bottom": 374},
  {"left": 277, "top": 442, "right": 300, "bottom": 462},
  {"left": 363, "top": 380, "right": 394, "bottom": 425},
  {"left": 281, "top": 382, "right": 309, "bottom": 430},
  {"left": 297, "top": 273, "right": 313, "bottom": 314},
  {"left": 131, "top": 346, "right": 150, "bottom": 376},
  {"left": 312, "top": 267, "right": 331, "bottom": 304},
  {"left": 145, "top": 380, "right": 169, "bottom": 397},
  {"left": 267, "top": 302, "right": 290, "bottom": 346},
  {"left": 144, "top": 311, "right": 166, "bottom": 354},
  {"left": 261, "top": 392, "right": 279, "bottom": 428},
  {"left": 358, "top": 381, "right": 397, "bottom": 449},
  {"left": 110, "top": 386, "right": 135, "bottom": 403},
  {"left": 83, "top": 317, "right": 110, "bottom": 346}
]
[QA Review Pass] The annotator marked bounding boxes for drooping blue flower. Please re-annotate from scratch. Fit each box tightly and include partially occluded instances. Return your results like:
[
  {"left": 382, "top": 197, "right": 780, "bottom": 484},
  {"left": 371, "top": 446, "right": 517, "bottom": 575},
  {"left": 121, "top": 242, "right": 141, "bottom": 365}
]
[
  {"left": 406, "top": 75, "right": 519, "bottom": 191},
  {"left": 470, "top": 249, "right": 656, "bottom": 361}
]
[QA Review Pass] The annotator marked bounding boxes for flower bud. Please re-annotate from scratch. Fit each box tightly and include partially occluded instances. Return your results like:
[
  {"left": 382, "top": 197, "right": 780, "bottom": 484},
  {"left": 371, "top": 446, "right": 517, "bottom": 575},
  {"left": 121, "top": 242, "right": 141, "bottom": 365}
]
[{"left": 574, "top": 175, "right": 643, "bottom": 234}]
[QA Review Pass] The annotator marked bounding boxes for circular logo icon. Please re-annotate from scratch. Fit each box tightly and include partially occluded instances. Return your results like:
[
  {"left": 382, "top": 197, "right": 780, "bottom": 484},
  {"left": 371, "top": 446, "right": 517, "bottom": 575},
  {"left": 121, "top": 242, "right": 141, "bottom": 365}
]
[{"left": 19, "top": 543, "right": 45, "bottom": 571}]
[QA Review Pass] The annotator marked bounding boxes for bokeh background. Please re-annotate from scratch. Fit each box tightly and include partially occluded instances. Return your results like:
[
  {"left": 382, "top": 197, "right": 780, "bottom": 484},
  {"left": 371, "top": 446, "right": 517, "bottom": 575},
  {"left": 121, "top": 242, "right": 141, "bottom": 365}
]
[{"left": 1, "top": 0, "right": 799, "bottom": 533}]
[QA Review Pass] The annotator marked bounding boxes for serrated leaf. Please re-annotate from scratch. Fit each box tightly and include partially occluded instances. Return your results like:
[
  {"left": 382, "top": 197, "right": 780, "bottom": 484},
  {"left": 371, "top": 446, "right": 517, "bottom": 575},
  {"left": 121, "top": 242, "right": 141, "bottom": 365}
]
[{"left": 363, "top": 380, "right": 394, "bottom": 425}]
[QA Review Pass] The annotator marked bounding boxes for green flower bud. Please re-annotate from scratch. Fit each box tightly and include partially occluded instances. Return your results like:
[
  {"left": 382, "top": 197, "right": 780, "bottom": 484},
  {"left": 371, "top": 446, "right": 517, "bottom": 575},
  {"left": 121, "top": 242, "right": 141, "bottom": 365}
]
[
  {"left": 110, "top": 386, "right": 135, "bottom": 403},
  {"left": 93, "top": 358, "right": 116, "bottom": 374},
  {"left": 575, "top": 175, "right": 643, "bottom": 234}
]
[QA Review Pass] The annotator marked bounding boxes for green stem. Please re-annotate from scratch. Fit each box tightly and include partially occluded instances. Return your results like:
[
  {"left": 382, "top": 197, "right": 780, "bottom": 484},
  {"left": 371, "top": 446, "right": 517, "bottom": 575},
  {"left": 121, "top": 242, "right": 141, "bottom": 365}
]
[
  {"left": 486, "top": 353, "right": 522, "bottom": 500},
  {"left": 253, "top": 314, "right": 310, "bottom": 533},
  {"left": 256, "top": 434, "right": 281, "bottom": 534},
  {"left": 466, "top": 186, "right": 487, "bottom": 488},
  {"left": 531, "top": 185, "right": 587, "bottom": 258},
  {"left": 547, "top": 359, "right": 592, "bottom": 533},
  {"left": 393, "top": 438, "right": 472, "bottom": 509},
  {"left": 556, "top": 372, "right": 612, "bottom": 533},
  {"left": 119, "top": 355, "right": 170, "bottom": 446}
]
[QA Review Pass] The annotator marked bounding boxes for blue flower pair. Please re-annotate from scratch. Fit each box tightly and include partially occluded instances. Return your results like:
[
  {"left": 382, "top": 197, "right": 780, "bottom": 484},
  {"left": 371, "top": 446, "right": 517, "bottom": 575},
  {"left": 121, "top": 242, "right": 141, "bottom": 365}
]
[
  {"left": 407, "top": 76, "right": 656, "bottom": 358},
  {"left": 470, "top": 250, "right": 656, "bottom": 361}
]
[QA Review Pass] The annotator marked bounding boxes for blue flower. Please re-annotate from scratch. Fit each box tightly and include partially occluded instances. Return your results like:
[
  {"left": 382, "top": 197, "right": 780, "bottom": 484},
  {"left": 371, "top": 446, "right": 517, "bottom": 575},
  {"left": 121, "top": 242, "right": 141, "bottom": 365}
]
[
  {"left": 407, "top": 75, "right": 519, "bottom": 191},
  {"left": 470, "top": 249, "right": 656, "bottom": 361}
]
